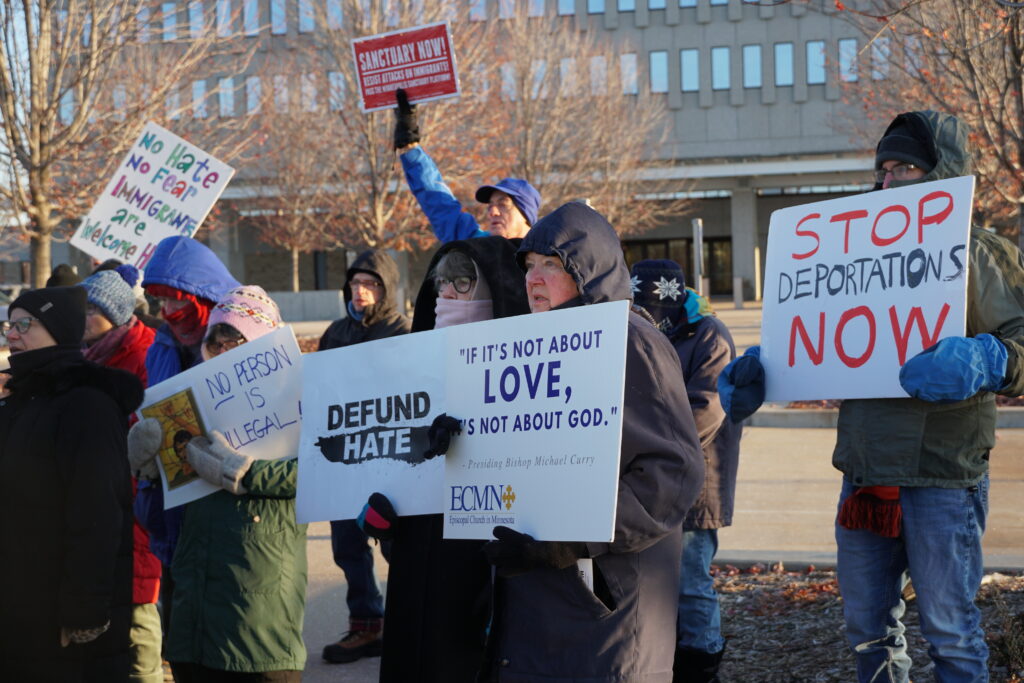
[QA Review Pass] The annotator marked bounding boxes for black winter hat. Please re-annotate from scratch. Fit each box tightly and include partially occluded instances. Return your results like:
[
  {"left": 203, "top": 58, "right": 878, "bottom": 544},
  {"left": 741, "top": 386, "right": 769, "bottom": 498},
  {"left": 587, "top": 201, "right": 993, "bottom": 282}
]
[
  {"left": 875, "top": 120, "right": 936, "bottom": 172},
  {"left": 9, "top": 286, "right": 87, "bottom": 346},
  {"left": 45, "top": 263, "right": 82, "bottom": 287},
  {"left": 630, "top": 259, "right": 688, "bottom": 331}
]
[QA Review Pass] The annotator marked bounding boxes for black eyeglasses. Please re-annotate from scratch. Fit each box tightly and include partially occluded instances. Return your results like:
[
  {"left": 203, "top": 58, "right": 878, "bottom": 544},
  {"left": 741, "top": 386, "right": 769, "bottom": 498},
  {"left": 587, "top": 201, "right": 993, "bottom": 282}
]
[
  {"left": 875, "top": 162, "right": 921, "bottom": 184},
  {"left": 0, "top": 317, "right": 38, "bottom": 338},
  {"left": 436, "top": 276, "right": 475, "bottom": 294}
]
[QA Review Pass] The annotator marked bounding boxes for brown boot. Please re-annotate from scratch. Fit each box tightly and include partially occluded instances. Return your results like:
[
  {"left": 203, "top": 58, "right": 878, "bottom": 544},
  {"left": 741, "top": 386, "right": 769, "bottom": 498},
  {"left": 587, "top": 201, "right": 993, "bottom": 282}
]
[{"left": 322, "top": 619, "right": 384, "bottom": 664}]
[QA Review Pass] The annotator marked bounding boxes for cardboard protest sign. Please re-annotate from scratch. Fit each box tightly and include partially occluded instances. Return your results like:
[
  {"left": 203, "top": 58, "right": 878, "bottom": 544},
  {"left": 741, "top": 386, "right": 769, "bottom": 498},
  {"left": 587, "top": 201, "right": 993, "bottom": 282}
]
[
  {"left": 761, "top": 176, "right": 974, "bottom": 401},
  {"left": 442, "top": 300, "right": 629, "bottom": 542},
  {"left": 351, "top": 22, "right": 460, "bottom": 112},
  {"left": 296, "top": 301, "right": 630, "bottom": 543},
  {"left": 70, "top": 122, "right": 234, "bottom": 271},
  {"left": 297, "top": 331, "right": 447, "bottom": 523},
  {"left": 138, "top": 326, "right": 302, "bottom": 508}
]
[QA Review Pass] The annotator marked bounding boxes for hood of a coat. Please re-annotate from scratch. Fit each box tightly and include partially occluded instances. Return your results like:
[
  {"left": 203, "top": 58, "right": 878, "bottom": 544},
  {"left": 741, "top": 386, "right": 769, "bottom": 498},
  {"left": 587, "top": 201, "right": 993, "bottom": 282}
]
[
  {"left": 344, "top": 249, "right": 403, "bottom": 326},
  {"left": 141, "top": 236, "right": 240, "bottom": 304},
  {"left": 412, "top": 236, "right": 530, "bottom": 332},
  {"left": 874, "top": 111, "right": 973, "bottom": 190},
  {"left": 516, "top": 201, "right": 632, "bottom": 306}
]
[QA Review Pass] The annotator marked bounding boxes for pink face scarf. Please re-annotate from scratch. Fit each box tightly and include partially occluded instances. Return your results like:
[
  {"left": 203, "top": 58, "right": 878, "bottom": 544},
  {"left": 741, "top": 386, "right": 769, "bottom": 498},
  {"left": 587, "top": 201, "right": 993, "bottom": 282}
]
[{"left": 434, "top": 298, "right": 494, "bottom": 329}]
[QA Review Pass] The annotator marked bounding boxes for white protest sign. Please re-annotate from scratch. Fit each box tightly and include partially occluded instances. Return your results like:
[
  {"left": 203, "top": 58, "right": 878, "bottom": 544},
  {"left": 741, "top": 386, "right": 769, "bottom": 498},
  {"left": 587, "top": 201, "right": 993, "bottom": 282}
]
[
  {"left": 761, "top": 176, "right": 974, "bottom": 401},
  {"left": 296, "top": 331, "right": 447, "bottom": 523},
  {"left": 138, "top": 326, "right": 302, "bottom": 508},
  {"left": 71, "top": 122, "right": 234, "bottom": 271}
]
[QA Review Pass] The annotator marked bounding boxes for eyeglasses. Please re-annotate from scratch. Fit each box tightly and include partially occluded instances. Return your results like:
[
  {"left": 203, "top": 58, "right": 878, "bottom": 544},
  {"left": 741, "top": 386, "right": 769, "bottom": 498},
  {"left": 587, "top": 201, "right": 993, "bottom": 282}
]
[
  {"left": 205, "top": 337, "right": 244, "bottom": 354},
  {"left": 875, "top": 162, "right": 921, "bottom": 184},
  {"left": 349, "top": 277, "right": 383, "bottom": 291},
  {"left": 436, "top": 276, "right": 475, "bottom": 294},
  {"left": 0, "top": 317, "right": 38, "bottom": 338}
]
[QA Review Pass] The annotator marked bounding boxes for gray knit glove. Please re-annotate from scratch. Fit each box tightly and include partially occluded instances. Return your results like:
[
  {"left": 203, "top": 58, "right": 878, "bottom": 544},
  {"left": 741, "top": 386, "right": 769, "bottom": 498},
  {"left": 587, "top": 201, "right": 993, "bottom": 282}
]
[
  {"left": 186, "top": 431, "right": 255, "bottom": 495},
  {"left": 127, "top": 417, "right": 162, "bottom": 481}
]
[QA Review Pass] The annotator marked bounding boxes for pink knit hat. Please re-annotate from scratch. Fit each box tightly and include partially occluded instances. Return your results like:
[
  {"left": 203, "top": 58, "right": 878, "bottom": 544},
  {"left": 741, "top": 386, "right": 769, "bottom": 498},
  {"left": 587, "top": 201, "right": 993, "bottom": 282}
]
[{"left": 208, "top": 286, "right": 282, "bottom": 342}]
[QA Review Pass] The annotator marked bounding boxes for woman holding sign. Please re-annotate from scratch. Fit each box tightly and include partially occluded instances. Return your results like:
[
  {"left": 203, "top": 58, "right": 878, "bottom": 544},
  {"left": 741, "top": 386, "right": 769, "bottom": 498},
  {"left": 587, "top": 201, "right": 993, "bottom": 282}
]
[
  {"left": 131, "top": 287, "right": 308, "bottom": 683},
  {"left": 357, "top": 235, "right": 530, "bottom": 683}
]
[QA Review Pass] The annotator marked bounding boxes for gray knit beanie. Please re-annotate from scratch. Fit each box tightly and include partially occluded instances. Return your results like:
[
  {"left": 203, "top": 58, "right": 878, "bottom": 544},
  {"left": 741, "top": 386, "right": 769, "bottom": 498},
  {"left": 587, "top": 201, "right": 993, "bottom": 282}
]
[{"left": 81, "top": 265, "right": 140, "bottom": 326}]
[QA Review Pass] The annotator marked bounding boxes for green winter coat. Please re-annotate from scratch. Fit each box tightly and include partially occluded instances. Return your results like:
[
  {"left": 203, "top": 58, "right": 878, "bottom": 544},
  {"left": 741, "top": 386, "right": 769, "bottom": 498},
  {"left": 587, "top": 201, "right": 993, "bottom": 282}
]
[
  {"left": 833, "top": 111, "right": 1024, "bottom": 488},
  {"left": 166, "top": 458, "right": 308, "bottom": 672}
]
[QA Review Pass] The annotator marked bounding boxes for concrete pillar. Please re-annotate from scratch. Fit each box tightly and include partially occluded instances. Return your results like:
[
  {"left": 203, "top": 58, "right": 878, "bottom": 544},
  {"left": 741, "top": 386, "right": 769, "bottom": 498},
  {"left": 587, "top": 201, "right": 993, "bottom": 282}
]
[
  {"left": 729, "top": 185, "right": 758, "bottom": 300},
  {"left": 208, "top": 221, "right": 244, "bottom": 285}
]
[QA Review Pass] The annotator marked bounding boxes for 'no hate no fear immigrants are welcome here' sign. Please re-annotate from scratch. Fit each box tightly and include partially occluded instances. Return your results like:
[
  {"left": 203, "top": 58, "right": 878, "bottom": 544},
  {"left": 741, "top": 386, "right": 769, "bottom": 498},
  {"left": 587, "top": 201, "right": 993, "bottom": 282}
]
[{"left": 70, "top": 122, "right": 234, "bottom": 271}]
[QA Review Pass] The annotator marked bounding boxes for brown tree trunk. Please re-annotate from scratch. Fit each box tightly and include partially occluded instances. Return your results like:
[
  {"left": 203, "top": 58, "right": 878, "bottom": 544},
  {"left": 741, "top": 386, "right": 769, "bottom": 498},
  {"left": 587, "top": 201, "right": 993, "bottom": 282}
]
[
  {"left": 30, "top": 232, "right": 52, "bottom": 289},
  {"left": 291, "top": 247, "right": 300, "bottom": 292}
]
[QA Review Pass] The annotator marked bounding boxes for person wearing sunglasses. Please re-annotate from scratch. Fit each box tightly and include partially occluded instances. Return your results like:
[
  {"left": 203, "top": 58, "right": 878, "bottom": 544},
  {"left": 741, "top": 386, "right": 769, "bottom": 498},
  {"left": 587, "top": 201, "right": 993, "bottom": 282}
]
[
  {"left": 0, "top": 285, "right": 143, "bottom": 682},
  {"left": 131, "top": 286, "right": 309, "bottom": 682}
]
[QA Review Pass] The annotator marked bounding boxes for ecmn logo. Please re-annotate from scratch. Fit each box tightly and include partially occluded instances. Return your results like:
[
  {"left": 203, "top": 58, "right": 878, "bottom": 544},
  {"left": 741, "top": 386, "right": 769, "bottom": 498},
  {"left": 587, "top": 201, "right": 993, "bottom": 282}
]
[{"left": 449, "top": 484, "right": 516, "bottom": 512}]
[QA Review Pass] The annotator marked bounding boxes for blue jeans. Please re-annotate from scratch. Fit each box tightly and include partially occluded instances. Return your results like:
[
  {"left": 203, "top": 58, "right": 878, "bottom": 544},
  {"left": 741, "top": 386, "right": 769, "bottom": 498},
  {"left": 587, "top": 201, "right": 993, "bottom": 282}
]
[
  {"left": 330, "top": 519, "right": 389, "bottom": 622},
  {"left": 677, "top": 528, "right": 724, "bottom": 653},
  {"left": 835, "top": 476, "right": 989, "bottom": 683}
]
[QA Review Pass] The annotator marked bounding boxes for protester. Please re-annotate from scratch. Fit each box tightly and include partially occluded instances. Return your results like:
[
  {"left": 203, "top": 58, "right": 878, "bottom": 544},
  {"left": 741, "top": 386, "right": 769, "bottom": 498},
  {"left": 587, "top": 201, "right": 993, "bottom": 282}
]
[
  {"left": 133, "top": 235, "right": 240, "bottom": 652},
  {"left": 0, "top": 286, "right": 141, "bottom": 682},
  {"left": 81, "top": 266, "right": 163, "bottom": 683},
  {"left": 631, "top": 259, "right": 740, "bottom": 683},
  {"left": 393, "top": 88, "right": 541, "bottom": 242},
  {"left": 357, "top": 236, "right": 530, "bottom": 682},
  {"left": 92, "top": 259, "right": 163, "bottom": 330},
  {"left": 130, "top": 286, "right": 308, "bottom": 682},
  {"left": 318, "top": 249, "right": 410, "bottom": 664},
  {"left": 719, "top": 111, "right": 1024, "bottom": 683},
  {"left": 473, "top": 201, "right": 704, "bottom": 681}
]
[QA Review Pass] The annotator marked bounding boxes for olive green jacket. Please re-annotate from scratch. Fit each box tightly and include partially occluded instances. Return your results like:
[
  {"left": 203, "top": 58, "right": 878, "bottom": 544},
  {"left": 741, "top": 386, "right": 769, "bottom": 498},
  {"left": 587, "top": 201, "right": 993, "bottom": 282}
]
[
  {"left": 166, "top": 458, "right": 308, "bottom": 672},
  {"left": 834, "top": 111, "right": 1024, "bottom": 488}
]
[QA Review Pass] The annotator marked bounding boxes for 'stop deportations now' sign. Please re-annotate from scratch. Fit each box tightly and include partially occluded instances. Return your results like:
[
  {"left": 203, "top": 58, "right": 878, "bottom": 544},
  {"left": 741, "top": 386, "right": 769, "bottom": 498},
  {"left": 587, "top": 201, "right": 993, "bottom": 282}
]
[{"left": 351, "top": 22, "right": 460, "bottom": 112}]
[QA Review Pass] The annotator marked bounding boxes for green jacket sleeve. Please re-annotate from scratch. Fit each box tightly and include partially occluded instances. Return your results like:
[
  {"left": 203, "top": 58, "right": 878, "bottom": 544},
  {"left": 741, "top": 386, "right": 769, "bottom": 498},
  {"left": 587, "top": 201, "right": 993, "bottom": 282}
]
[
  {"left": 243, "top": 457, "right": 298, "bottom": 499},
  {"left": 967, "top": 229, "right": 1024, "bottom": 396}
]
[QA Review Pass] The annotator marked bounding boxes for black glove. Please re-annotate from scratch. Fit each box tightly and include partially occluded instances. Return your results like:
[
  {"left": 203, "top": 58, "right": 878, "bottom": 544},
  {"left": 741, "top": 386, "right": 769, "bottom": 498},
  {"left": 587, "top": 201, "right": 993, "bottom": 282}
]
[
  {"left": 483, "top": 525, "right": 587, "bottom": 578},
  {"left": 424, "top": 413, "right": 462, "bottom": 460},
  {"left": 393, "top": 88, "right": 420, "bottom": 150},
  {"left": 356, "top": 492, "right": 398, "bottom": 541}
]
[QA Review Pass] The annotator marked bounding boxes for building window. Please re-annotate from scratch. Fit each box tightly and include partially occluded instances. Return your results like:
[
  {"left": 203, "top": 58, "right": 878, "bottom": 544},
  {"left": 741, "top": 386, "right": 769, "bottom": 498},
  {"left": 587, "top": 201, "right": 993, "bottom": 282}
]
[
  {"left": 166, "top": 88, "right": 180, "bottom": 120},
  {"left": 871, "top": 37, "right": 890, "bottom": 80},
  {"left": 649, "top": 51, "right": 668, "bottom": 93},
  {"left": 470, "top": 0, "right": 486, "bottom": 21},
  {"left": 188, "top": 1, "right": 203, "bottom": 38},
  {"left": 301, "top": 73, "right": 317, "bottom": 110},
  {"left": 710, "top": 0, "right": 727, "bottom": 5},
  {"left": 243, "top": 0, "right": 258, "bottom": 35},
  {"left": 501, "top": 63, "right": 517, "bottom": 101},
  {"left": 621, "top": 53, "right": 638, "bottom": 95},
  {"left": 839, "top": 38, "right": 858, "bottom": 82},
  {"left": 136, "top": 6, "right": 150, "bottom": 43},
  {"left": 192, "top": 80, "right": 208, "bottom": 119},
  {"left": 274, "top": 75, "right": 289, "bottom": 111},
  {"left": 590, "top": 55, "right": 607, "bottom": 95},
  {"left": 162, "top": 3, "right": 177, "bottom": 40},
  {"left": 499, "top": 0, "right": 515, "bottom": 18},
  {"left": 711, "top": 47, "right": 729, "bottom": 90},
  {"left": 528, "top": 0, "right": 545, "bottom": 16},
  {"left": 245, "top": 76, "right": 261, "bottom": 114},
  {"left": 327, "top": 0, "right": 343, "bottom": 29},
  {"left": 806, "top": 40, "right": 826, "bottom": 85},
  {"left": 904, "top": 35, "right": 921, "bottom": 78},
  {"left": 680, "top": 49, "right": 699, "bottom": 93},
  {"left": 619, "top": 0, "right": 635, "bottom": 9},
  {"left": 328, "top": 71, "right": 345, "bottom": 111},
  {"left": 271, "top": 0, "right": 286, "bottom": 34},
  {"left": 588, "top": 0, "right": 605, "bottom": 12},
  {"left": 649, "top": 0, "right": 666, "bottom": 9},
  {"left": 531, "top": 60, "right": 548, "bottom": 100},
  {"left": 679, "top": 0, "right": 696, "bottom": 7},
  {"left": 299, "top": 0, "right": 315, "bottom": 32},
  {"left": 216, "top": 0, "right": 231, "bottom": 37},
  {"left": 742, "top": 44, "right": 761, "bottom": 88},
  {"left": 219, "top": 77, "right": 234, "bottom": 116},
  {"left": 557, "top": 0, "right": 574, "bottom": 15},
  {"left": 774, "top": 42, "right": 794, "bottom": 86}
]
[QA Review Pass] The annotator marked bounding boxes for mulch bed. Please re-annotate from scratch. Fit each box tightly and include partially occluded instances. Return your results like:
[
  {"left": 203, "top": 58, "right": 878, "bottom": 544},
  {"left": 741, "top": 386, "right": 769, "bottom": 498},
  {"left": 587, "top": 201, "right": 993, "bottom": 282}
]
[{"left": 714, "top": 565, "right": 1024, "bottom": 682}]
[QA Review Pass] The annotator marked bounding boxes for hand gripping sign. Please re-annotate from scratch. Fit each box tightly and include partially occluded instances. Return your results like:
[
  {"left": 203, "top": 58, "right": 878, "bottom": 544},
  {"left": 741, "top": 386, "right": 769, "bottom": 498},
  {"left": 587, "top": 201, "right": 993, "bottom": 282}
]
[{"left": 760, "top": 176, "right": 974, "bottom": 401}]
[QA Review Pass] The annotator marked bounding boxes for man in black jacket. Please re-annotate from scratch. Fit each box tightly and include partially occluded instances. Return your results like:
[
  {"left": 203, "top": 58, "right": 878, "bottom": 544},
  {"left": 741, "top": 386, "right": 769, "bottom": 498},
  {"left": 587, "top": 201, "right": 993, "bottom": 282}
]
[{"left": 319, "top": 249, "right": 411, "bottom": 664}]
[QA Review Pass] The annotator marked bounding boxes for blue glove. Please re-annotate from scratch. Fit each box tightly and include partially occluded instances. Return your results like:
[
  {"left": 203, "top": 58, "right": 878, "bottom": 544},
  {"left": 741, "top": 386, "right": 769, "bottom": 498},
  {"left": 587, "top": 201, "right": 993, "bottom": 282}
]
[
  {"left": 717, "top": 346, "right": 765, "bottom": 423},
  {"left": 899, "top": 334, "right": 1007, "bottom": 402}
]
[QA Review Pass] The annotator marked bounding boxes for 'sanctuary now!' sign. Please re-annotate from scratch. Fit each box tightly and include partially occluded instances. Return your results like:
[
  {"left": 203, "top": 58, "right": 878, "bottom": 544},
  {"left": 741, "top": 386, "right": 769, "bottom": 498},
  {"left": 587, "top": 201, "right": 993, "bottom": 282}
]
[
  {"left": 71, "top": 122, "right": 234, "bottom": 271},
  {"left": 351, "top": 22, "right": 460, "bottom": 112},
  {"left": 760, "top": 176, "right": 974, "bottom": 401}
]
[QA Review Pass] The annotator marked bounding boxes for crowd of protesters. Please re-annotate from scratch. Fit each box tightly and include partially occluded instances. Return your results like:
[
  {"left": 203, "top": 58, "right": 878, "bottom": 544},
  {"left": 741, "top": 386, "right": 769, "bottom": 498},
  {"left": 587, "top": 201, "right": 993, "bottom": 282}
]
[{"left": 0, "top": 106, "right": 1020, "bottom": 683}]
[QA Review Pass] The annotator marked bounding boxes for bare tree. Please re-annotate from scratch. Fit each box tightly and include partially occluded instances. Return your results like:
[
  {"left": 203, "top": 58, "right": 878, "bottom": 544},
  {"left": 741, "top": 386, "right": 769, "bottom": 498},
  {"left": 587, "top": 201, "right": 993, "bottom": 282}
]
[
  {"left": 838, "top": 0, "right": 1024, "bottom": 242},
  {"left": 0, "top": 0, "right": 257, "bottom": 286}
]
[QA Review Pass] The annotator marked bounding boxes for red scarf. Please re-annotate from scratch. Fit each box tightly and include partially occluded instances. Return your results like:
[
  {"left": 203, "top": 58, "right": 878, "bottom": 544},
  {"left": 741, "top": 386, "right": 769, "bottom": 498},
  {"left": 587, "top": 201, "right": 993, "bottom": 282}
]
[
  {"left": 838, "top": 486, "right": 902, "bottom": 538},
  {"left": 146, "top": 284, "right": 213, "bottom": 346}
]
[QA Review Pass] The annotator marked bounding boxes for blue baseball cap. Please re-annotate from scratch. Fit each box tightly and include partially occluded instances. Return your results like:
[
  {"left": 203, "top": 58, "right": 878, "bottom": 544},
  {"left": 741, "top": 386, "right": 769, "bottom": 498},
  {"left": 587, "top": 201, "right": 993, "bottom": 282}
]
[{"left": 475, "top": 178, "right": 541, "bottom": 226}]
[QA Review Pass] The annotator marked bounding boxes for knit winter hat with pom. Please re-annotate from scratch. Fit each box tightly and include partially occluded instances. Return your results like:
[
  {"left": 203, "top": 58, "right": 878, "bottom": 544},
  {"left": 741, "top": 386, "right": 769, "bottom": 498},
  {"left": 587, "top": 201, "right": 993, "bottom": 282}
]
[
  {"left": 207, "top": 286, "right": 282, "bottom": 342},
  {"left": 81, "top": 265, "right": 141, "bottom": 326}
]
